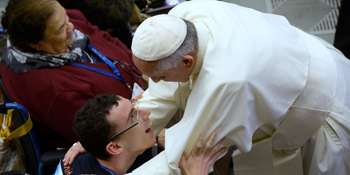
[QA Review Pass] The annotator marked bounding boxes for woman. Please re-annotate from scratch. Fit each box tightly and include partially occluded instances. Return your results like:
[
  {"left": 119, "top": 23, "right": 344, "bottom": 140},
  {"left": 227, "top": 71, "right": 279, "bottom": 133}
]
[{"left": 1, "top": 0, "right": 145, "bottom": 153}]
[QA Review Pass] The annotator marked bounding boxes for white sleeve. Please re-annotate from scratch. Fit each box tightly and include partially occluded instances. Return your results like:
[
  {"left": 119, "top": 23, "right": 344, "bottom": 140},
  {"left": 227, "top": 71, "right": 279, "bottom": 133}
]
[{"left": 138, "top": 80, "right": 179, "bottom": 136}]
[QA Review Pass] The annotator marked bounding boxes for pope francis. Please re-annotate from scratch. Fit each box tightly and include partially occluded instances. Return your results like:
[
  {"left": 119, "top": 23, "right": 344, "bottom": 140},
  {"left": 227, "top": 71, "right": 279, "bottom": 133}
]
[{"left": 130, "top": 1, "right": 350, "bottom": 175}]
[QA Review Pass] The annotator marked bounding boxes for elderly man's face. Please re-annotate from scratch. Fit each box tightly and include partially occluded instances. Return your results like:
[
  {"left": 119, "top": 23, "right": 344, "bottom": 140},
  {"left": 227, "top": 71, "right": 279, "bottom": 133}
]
[{"left": 132, "top": 54, "right": 193, "bottom": 83}]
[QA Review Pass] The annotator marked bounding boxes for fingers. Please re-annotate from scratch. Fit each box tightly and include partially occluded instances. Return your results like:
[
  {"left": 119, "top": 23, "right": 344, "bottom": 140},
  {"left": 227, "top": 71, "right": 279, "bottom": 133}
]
[
  {"left": 179, "top": 151, "right": 189, "bottom": 175},
  {"left": 212, "top": 147, "right": 227, "bottom": 161},
  {"left": 204, "top": 132, "right": 217, "bottom": 151},
  {"left": 196, "top": 132, "right": 221, "bottom": 153},
  {"left": 133, "top": 91, "right": 145, "bottom": 101},
  {"left": 63, "top": 143, "right": 75, "bottom": 166},
  {"left": 193, "top": 133, "right": 204, "bottom": 154},
  {"left": 179, "top": 132, "right": 227, "bottom": 175},
  {"left": 196, "top": 132, "right": 226, "bottom": 158},
  {"left": 210, "top": 135, "right": 226, "bottom": 152},
  {"left": 68, "top": 148, "right": 79, "bottom": 165},
  {"left": 63, "top": 154, "right": 70, "bottom": 166},
  {"left": 63, "top": 147, "right": 76, "bottom": 166},
  {"left": 157, "top": 128, "right": 166, "bottom": 149},
  {"left": 179, "top": 151, "right": 187, "bottom": 165},
  {"left": 198, "top": 132, "right": 227, "bottom": 169},
  {"left": 62, "top": 142, "right": 86, "bottom": 166}
]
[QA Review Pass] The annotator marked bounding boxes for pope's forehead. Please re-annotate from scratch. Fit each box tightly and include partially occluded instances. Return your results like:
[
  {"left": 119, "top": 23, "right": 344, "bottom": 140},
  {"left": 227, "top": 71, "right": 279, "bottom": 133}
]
[{"left": 133, "top": 57, "right": 165, "bottom": 76}]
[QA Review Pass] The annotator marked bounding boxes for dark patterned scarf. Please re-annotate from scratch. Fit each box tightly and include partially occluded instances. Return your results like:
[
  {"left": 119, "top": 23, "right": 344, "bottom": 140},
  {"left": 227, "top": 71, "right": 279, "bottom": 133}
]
[{"left": 2, "top": 29, "right": 90, "bottom": 73}]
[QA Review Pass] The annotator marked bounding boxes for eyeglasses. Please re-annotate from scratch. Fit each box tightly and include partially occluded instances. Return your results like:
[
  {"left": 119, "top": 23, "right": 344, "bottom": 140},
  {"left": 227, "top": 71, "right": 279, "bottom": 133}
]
[
  {"left": 109, "top": 99, "right": 141, "bottom": 141},
  {"left": 113, "top": 60, "right": 142, "bottom": 79}
]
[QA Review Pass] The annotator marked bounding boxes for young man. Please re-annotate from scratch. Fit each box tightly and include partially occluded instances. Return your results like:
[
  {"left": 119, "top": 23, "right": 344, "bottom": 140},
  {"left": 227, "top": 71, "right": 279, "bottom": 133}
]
[
  {"left": 55, "top": 94, "right": 226, "bottom": 175},
  {"left": 129, "top": 1, "right": 350, "bottom": 175}
]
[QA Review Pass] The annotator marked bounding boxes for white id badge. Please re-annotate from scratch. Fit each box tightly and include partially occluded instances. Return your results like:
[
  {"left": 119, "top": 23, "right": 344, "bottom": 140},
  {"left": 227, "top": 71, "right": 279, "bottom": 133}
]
[{"left": 131, "top": 82, "right": 143, "bottom": 99}]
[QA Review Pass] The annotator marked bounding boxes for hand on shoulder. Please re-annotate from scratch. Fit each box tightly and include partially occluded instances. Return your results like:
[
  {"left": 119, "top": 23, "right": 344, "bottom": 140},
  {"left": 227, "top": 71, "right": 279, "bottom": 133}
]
[{"left": 62, "top": 141, "right": 87, "bottom": 167}]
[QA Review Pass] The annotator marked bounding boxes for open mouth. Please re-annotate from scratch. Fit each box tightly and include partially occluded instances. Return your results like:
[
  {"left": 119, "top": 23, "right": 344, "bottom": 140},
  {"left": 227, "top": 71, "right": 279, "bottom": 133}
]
[{"left": 145, "top": 122, "right": 152, "bottom": 133}]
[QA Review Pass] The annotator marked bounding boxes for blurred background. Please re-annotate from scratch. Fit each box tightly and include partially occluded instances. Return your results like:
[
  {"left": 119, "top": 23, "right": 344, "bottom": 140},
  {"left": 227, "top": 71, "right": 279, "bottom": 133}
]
[
  {"left": 223, "top": 0, "right": 340, "bottom": 44},
  {"left": 0, "top": 0, "right": 8, "bottom": 54},
  {"left": 0, "top": 0, "right": 341, "bottom": 45}
]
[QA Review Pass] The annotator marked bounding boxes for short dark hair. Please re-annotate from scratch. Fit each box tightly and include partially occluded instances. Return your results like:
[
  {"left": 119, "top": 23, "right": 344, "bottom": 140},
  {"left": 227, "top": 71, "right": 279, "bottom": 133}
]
[
  {"left": 73, "top": 94, "right": 120, "bottom": 160},
  {"left": 1, "top": 0, "right": 57, "bottom": 53}
]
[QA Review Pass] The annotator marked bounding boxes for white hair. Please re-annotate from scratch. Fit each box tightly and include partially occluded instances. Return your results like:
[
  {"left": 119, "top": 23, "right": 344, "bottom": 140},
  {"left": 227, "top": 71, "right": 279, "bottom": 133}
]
[{"left": 156, "top": 19, "right": 199, "bottom": 72}]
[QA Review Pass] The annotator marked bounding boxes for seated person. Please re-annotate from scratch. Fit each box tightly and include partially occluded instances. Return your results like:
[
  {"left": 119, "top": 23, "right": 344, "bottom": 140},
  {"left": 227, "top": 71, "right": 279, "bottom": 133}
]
[
  {"left": 54, "top": 94, "right": 227, "bottom": 175},
  {"left": 0, "top": 0, "right": 145, "bottom": 153}
]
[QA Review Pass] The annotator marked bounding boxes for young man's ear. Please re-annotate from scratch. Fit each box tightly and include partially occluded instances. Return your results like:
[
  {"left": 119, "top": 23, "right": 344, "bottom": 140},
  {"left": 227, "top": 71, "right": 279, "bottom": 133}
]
[
  {"left": 28, "top": 43, "right": 42, "bottom": 51},
  {"left": 106, "top": 142, "right": 123, "bottom": 155},
  {"left": 181, "top": 54, "right": 195, "bottom": 68}
]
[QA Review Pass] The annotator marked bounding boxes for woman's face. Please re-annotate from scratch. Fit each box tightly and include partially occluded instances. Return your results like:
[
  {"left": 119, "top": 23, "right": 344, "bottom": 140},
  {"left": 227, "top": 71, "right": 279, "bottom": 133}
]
[{"left": 32, "top": 2, "right": 74, "bottom": 54}]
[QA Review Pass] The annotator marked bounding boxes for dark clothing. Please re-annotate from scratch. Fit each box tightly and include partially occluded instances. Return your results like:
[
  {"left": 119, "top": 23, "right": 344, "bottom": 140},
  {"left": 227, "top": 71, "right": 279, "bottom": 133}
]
[
  {"left": 58, "top": 0, "right": 134, "bottom": 31},
  {"left": 334, "top": 0, "right": 350, "bottom": 59},
  {"left": 60, "top": 153, "right": 112, "bottom": 175},
  {"left": 58, "top": 0, "right": 134, "bottom": 48}
]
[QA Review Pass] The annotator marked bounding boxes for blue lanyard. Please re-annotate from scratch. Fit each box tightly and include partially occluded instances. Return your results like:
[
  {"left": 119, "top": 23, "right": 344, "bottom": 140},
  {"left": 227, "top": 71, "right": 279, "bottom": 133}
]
[
  {"left": 98, "top": 162, "right": 117, "bottom": 175},
  {"left": 87, "top": 44, "right": 125, "bottom": 82},
  {"left": 69, "top": 62, "right": 126, "bottom": 83},
  {"left": 69, "top": 44, "right": 132, "bottom": 91}
]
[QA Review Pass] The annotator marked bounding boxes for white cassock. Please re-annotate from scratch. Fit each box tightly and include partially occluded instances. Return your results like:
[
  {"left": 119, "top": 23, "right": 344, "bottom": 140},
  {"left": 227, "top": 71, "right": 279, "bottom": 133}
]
[{"left": 130, "top": 1, "right": 350, "bottom": 174}]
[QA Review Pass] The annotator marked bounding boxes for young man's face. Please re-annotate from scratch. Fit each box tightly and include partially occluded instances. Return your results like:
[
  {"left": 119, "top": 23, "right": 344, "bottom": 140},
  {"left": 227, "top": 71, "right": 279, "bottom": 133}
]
[{"left": 108, "top": 96, "right": 156, "bottom": 154}]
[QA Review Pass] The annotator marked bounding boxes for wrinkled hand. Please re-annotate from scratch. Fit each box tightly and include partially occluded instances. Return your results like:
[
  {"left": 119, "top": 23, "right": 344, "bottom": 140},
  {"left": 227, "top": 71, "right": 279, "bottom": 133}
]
[
  {"left": 157, "top": 128, "right": 166, "bottom": 149},
  {"left": 62, "top": 142, "right": 86, "bottom": 167},
  {"left": 179, "top": 132, "right": 227, "bottom": 175}
]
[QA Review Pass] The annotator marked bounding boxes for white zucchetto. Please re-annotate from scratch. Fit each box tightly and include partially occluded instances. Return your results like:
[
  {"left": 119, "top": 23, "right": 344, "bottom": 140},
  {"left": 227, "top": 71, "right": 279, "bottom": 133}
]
[{"left": 131, "top": 14, "right": 187, "bottom": 61}]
